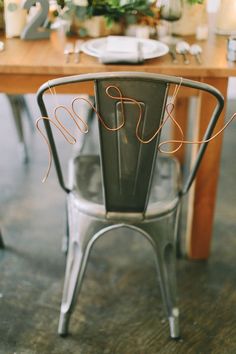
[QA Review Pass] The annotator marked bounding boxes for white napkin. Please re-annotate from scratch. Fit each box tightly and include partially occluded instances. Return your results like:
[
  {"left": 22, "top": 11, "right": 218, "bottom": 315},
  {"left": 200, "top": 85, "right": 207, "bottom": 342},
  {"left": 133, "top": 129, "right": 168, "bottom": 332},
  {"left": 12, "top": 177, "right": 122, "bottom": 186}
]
[{"left": 99, "top": 36, "right": 144, "bottom": 64}]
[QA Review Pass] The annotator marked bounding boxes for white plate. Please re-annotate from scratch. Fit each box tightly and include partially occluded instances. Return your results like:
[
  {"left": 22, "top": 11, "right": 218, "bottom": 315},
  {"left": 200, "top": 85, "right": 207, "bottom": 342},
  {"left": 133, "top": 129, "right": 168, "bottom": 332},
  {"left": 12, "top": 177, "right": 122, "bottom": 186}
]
[{"left": 81, "top": 36, "right": 169, "bottom": 60}]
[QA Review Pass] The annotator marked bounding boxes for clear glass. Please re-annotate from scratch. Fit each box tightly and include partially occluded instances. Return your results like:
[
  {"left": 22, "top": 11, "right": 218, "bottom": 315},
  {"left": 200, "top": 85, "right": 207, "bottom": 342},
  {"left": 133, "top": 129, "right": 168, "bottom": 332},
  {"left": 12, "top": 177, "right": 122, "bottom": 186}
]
[
  {"left": 158, "top": 0, "right": 183, "bottom": 44},
  {"left": 160, "top": 0, "right": 183, "bottom": 22}
]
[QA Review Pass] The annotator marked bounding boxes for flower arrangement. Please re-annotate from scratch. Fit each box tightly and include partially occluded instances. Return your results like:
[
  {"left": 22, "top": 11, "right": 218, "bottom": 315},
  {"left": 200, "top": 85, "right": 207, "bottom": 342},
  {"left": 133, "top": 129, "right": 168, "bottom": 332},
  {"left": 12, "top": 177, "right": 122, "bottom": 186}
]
[
  {"left": 54, "top": 0, "right": 205, "bottom": 37},
  {"left": 57, "top": 0, "right": 158, "bottom": 27}
]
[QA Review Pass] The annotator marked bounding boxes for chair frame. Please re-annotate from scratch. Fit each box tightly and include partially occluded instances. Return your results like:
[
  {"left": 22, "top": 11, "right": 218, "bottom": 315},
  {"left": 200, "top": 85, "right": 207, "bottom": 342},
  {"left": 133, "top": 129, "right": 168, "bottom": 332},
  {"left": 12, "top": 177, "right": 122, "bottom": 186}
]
[{"left": 37, "top": 72, "right": 224, "bottom": 339}]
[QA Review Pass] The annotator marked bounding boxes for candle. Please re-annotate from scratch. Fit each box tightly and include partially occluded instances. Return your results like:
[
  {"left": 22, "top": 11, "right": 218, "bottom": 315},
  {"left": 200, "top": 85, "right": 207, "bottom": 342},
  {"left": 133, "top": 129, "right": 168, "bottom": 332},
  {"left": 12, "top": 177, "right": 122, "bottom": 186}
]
[
  {"left": 4, "top": 0, "right": 27, "bottom": 38},
  {"left": 196, "top": 24, "right": 209, "bottom": 40},
  {"left": 136, "top": 26, "right": 150, "bottom": 39}
]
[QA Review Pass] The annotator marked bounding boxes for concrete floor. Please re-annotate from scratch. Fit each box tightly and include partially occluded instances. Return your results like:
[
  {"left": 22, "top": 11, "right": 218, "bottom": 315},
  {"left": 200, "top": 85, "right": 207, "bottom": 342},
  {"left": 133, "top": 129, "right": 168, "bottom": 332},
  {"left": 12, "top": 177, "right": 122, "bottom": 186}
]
[{"left": 0, "top": 94, "right": 236, "bottom": 353}]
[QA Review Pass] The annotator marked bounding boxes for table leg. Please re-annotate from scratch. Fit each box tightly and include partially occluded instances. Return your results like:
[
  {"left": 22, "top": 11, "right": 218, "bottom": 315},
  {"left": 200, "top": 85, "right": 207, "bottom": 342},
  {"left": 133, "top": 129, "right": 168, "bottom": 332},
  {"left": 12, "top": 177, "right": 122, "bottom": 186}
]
[{"left": 185, "top": 78, "right": 228, "bottom": 259}]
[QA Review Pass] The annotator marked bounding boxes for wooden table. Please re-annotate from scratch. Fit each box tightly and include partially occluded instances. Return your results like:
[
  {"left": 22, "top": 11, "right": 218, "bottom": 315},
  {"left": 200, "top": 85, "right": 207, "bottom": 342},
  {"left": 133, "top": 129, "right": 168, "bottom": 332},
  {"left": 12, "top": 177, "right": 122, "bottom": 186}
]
[{"left": 0, "top": 31, "right": 235, "bottom": 260}]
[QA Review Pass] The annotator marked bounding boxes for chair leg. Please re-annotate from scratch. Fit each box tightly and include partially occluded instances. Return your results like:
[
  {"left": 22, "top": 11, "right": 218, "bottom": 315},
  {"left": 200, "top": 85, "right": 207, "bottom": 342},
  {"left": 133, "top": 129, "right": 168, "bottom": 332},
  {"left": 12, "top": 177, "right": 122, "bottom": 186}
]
[
  {"left": 58, "top": 194, "right": 108, "bottom": 336},
  {"left": 0, "top": 229, "right": 4, "bottom": 249},
  {"left": 61, "top": 202, "right": 69, "bottom": 255},
  {"left": 58, "top": 198, "right": 99, "bottom": 336},
  {"left": 141, "top": 211, "right": 180, "bottom": 339},
  {"left": 59, "top": 196, "right": 86, "bottom": 336},
  {"left": 156, "top": 244, "right": 180, "bottom": 339},
  {"left": 175, "top": 204, "right": 184, "bottom": 259},
  {"left": 58, "top": 238, "right": 87, "bottom": 336}
]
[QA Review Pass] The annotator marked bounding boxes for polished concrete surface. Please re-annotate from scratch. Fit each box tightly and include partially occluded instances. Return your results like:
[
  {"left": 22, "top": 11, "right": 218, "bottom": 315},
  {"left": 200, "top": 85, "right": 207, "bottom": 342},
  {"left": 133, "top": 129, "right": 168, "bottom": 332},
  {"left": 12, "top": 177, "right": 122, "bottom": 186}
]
[{"left": 0, "top": 94, "right": 236, "bottom": 353}]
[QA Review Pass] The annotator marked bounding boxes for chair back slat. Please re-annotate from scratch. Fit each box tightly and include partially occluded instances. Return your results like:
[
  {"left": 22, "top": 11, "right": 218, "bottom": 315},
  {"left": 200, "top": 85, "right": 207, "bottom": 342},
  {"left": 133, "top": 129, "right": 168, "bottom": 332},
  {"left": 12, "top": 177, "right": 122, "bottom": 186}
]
[{"left": 95, "top": 78, "right": 168, "bottom": 213}]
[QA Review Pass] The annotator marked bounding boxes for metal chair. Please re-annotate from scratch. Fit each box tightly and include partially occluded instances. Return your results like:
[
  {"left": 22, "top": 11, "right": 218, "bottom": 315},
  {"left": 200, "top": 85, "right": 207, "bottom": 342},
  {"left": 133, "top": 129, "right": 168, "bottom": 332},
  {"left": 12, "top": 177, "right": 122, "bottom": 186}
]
[{"left": 37, "top": 72, "right": 224, "bottom": 339}]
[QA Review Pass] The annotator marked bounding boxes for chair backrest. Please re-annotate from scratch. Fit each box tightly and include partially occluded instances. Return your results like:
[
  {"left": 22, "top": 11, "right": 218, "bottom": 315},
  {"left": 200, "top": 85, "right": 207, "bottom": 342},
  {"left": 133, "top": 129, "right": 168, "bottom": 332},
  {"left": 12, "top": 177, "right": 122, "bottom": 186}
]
[
  {"left": 94, "top": 77, "right": 168, "bottom": 213},
  {"left": 37, "top": 72, "right": 224, "bottom": 213}
]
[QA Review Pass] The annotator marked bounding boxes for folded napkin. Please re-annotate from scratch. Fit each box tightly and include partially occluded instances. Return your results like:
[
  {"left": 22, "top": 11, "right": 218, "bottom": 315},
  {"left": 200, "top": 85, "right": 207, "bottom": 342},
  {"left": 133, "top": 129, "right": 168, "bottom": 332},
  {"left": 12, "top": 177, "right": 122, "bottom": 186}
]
[{"left": 99, "top": 36, "right": 144, "bottom": 64}]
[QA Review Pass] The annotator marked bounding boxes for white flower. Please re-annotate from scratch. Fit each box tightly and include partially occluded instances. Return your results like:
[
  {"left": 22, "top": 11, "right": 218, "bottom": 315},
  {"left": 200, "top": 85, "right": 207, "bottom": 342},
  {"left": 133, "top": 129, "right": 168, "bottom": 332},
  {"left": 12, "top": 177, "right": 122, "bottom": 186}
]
[{"left": 72, "top": 0, "right": 88, "bottom": 6}]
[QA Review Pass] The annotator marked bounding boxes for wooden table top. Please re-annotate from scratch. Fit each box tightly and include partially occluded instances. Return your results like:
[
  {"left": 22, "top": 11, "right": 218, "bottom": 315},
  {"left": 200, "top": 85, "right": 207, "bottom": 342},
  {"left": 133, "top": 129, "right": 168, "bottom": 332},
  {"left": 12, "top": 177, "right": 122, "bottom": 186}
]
[{"left": 0, "top": 31, "right": 236, "bottom": 80}]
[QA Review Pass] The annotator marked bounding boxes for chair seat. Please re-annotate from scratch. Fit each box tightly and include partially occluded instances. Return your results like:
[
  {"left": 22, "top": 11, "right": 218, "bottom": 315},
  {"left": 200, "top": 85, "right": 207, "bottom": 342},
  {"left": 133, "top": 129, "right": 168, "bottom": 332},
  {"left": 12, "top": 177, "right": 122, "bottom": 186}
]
[{"left": 70, "top": 155, "right": 181, "bottom": 219}]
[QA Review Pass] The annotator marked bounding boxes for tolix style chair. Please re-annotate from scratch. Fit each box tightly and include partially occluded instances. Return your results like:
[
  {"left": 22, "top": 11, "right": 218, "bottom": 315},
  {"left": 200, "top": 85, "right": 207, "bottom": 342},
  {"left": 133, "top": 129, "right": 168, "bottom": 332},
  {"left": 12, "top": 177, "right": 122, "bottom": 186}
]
[{"left": 37, "top": 72, "right": 224, "bottom": 339}]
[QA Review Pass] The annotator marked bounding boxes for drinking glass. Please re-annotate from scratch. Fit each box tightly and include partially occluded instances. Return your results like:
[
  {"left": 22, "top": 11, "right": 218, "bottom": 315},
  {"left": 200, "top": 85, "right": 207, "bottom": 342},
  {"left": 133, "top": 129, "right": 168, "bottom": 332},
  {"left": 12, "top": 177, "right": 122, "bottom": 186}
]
[{"left": 158, "top": 0, "right": 183, "bottom": 44}]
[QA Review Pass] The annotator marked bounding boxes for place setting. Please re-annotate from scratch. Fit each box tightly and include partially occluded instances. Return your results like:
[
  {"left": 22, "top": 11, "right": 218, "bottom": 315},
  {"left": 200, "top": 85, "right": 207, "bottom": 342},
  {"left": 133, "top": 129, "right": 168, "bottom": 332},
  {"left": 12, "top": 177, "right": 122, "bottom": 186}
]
[
  {"left": 80, "top": 35, "right": 169, "bottom": 64},
  {"left": 62, "top": 36, "right": 204, "bottom": 66},
  {"left": 61, "top": 36, "right": 204, "bottom": 65}
]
